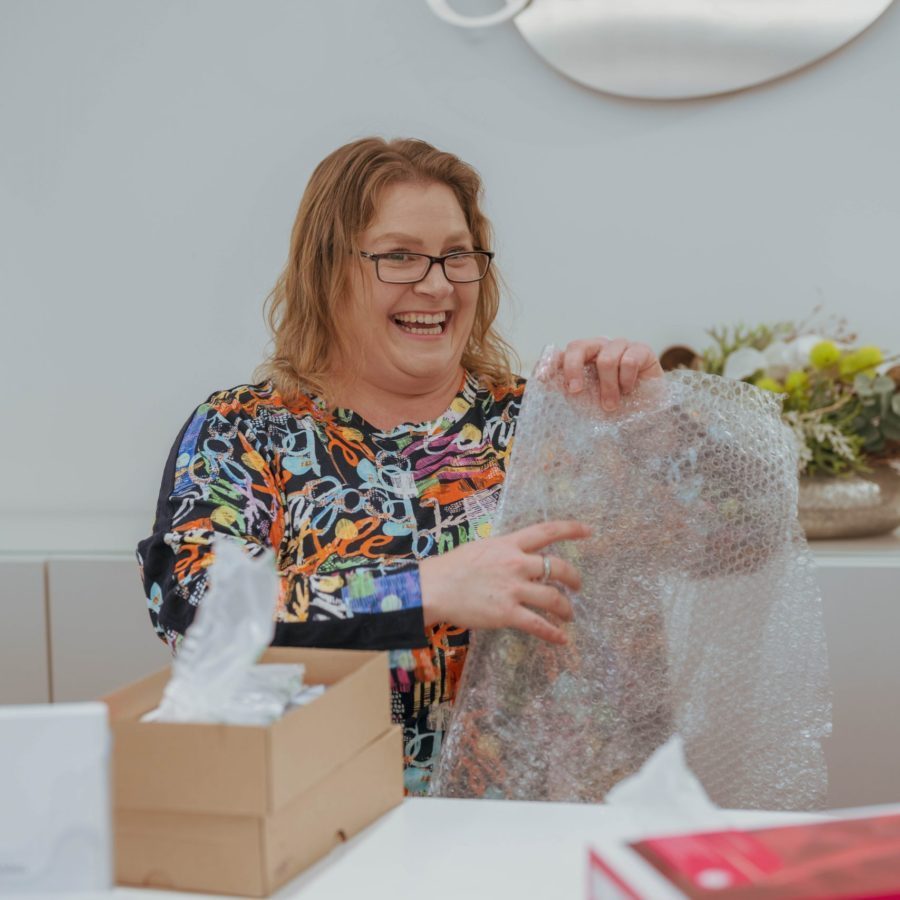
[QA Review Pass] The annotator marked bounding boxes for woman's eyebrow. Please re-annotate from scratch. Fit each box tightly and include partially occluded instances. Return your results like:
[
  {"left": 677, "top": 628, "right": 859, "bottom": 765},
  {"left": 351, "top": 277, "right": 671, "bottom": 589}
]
[{"left": 374, "top": 231, "right": 472, "bottom": 245}]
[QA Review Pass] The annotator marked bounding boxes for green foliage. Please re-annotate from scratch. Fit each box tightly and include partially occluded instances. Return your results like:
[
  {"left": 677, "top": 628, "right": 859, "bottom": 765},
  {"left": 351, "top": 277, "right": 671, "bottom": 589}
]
[
  {"left": 851, "top": 374, "right": 900, "bottom": 452},
  {"left": 808, "top": 401, "right": 866, "bottom": 477},
  {"left": 701, "top": 321, "right": 794, "bottom": 376}
]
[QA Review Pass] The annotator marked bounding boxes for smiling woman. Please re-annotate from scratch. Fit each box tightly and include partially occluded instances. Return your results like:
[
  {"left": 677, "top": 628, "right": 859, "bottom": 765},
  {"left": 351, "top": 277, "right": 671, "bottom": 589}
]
[
  {"left": 136, "top": 136, "right": 662, "bottom": 794},
  {"left": 256, "top": 138, "right": 514, "bottom": 429}
]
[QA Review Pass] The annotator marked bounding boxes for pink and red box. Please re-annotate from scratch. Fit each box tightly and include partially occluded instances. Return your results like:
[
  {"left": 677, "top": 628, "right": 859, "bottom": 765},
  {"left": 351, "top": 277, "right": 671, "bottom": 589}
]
[{"left": 588, "top": 809, "right": 900, "bottom": 899}]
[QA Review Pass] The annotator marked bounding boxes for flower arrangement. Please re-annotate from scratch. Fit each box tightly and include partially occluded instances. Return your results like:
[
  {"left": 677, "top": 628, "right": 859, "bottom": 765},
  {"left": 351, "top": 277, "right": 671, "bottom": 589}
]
[{"left": 661, "top": 314, "right": 900, "bottom": 477}]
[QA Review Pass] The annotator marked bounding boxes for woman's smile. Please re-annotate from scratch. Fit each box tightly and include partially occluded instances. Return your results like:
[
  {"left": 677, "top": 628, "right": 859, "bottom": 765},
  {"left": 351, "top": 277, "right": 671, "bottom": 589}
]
[{"left": 391, "top": 310, "right": 453, "bottom": 337}]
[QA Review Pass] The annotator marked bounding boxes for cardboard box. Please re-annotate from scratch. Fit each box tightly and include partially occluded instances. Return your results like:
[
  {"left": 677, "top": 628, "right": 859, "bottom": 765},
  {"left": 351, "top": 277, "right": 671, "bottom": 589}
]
[
  {"left": 104, "top": 647, "right": 403, "bottom": 896},
  {"left": 587, "top": 807, "right": 900, "bottom": 900}
]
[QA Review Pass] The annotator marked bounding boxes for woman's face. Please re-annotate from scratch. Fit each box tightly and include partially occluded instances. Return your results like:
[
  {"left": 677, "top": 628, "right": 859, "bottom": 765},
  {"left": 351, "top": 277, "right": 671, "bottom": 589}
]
[{"left": 341, "top": 180, "right": 481, "bottom": 395}]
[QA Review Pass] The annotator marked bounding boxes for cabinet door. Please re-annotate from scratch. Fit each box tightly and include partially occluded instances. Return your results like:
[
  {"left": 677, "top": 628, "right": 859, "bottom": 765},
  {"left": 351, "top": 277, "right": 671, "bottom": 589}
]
[
  {"left": 47, "top": 557, "right": 170, "bottom": 701},
  {"left": 0, "top": 558, "right": 50, "bottom": 703},
  {"left": 818, "top": 562, "right": 900, "bottom": 807}
]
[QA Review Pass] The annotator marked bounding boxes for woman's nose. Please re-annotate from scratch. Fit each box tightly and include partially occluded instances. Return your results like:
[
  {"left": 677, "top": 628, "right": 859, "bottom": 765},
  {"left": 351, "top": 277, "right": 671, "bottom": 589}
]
[{"left": 414, "top": 260, "right": 454, "bottom": 296}]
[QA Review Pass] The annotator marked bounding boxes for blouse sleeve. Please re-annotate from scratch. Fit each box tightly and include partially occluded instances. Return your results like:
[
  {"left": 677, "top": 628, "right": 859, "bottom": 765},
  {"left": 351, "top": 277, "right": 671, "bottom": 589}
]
[{"left": 136, "top": 395, "right": 428, "bottom": 654}]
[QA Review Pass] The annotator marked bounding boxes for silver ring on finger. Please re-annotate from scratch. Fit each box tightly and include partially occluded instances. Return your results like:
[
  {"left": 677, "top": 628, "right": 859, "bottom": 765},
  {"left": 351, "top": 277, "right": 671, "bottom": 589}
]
[{"left": 540, "top": 554, "right": 552, "bottom": 584}]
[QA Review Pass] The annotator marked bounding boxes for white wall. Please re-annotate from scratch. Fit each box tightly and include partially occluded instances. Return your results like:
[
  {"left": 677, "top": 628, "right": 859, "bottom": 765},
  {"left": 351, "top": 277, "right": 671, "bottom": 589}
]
[{"left": 2, "top": 0, "right": 899, "bottom": 553}]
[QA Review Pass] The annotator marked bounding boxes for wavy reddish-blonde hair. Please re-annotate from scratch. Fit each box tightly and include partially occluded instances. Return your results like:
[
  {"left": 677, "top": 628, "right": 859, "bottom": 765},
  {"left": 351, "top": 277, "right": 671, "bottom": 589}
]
[{"left": 255, "top": 137, "right": 518, "bottom": 402}]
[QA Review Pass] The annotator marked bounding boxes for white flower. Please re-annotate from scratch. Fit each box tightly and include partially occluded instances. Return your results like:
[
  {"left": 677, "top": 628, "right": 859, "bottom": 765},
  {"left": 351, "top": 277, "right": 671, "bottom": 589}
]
[
  {"left": 789, "top": 334, "right": 828, "bottom": 368},
  {"left": 762, "top": 340, "right": 794, "bottom": 379},
  {"left": 764, "top": 336, "right": 830, "bottom": 378},
  {"left": 723, "top": 346, "right": 767, "bottom": 381}
]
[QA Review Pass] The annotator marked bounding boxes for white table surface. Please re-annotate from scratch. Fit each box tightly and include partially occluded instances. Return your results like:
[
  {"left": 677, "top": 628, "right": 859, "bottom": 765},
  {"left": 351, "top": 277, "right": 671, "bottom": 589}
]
[{"left": 107, "top": 797, "right": 821, "bottom": 900}]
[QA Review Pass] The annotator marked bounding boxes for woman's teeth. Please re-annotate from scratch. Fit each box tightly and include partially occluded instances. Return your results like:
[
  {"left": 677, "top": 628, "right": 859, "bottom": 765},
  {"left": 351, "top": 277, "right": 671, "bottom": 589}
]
[{"left": 393, "top": 313, "right": 447, "bottom": 335}]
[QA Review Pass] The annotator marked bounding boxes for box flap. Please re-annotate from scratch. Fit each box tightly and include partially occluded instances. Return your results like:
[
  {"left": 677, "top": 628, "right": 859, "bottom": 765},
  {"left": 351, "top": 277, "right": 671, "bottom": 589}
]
[
  {"left": 104, "top": 668, "right": 171, "bottom": 721},
  {"left": 266, "top": 651, "right": 391, "bottom": 811},
  {"left": 262, "top": 726, "right": 403, "bottom": 894},
  {"left": 111, "top": 720, "right": 270, "bottom": 816}
]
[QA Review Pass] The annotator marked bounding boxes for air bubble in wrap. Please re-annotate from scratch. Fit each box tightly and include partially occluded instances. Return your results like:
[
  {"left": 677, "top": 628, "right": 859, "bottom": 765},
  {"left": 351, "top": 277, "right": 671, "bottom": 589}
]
[{"left": 431, "top": 348, "right": 831, "bottom": 810}]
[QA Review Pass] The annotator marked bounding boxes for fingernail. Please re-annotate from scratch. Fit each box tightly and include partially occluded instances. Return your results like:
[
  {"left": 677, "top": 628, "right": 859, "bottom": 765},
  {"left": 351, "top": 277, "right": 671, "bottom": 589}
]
[
  {"left": 602, "top": 399, "right": 616, "bottom": 411},
  {"left": 568, "top": 379, "right": 583, "bottom": 393}
]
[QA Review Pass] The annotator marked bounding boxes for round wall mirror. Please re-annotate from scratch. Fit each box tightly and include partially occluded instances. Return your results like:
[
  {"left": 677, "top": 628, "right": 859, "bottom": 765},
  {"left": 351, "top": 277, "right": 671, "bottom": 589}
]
[{"left": 429, "top": 0, "right": 896, "bottom": 99}]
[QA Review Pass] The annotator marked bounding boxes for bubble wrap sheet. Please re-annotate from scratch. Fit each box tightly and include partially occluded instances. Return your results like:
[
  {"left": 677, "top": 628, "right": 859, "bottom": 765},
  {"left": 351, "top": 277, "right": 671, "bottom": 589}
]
[{"left": 431, "top": 350, "right": 831, "bottom": 810}]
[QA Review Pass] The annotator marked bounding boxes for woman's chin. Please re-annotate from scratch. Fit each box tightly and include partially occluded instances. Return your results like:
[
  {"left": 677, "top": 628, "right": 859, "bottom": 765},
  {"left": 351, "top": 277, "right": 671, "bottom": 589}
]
[
  {"left": 386, "top": 346, "right": 463, "bottom": 383},
  {"left": 388, "top": 324, "right": 459, "bottom": 359}
]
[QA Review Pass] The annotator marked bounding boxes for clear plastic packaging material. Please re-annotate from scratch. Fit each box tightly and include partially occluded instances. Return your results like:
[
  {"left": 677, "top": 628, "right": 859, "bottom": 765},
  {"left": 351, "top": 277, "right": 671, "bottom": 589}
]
[
  {"left": 288, "top": 683, "right": 327, "bottom": 709},
  {"left": 146, "top": 537, "right": 293, "bottom": 725},
  {"left": 431, "top": 347, "right": 831, "bottom": 810},
  {"left": 220, "top": 663, "right": 307, "bottom": 726}
]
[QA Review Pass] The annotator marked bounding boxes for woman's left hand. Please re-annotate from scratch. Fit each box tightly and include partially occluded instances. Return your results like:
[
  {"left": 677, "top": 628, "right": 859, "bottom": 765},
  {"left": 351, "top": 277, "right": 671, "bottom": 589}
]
[{"left": 556, "top": 337, "right": 664, "bottom": 411}]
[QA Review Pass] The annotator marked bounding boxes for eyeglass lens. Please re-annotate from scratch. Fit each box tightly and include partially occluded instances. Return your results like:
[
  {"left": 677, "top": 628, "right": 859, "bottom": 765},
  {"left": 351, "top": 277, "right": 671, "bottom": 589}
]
[{"left": 378, "top": 252, "right": 490, "bottom": 283}]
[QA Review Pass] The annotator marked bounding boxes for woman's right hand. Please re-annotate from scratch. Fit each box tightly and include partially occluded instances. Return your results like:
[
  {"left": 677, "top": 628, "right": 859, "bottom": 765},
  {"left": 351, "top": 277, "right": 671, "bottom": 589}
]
[{"left": 418, "top": 520, "right": 591, "bottom": 645}]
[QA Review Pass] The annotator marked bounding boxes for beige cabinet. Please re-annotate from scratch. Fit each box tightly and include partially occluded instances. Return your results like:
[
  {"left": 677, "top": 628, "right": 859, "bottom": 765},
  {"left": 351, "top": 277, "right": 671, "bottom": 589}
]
[
  {"left": 46, "top": 557, "right": 169, "bottom": 701},
  {"left": 817, "top": 561, "right": 900, "bottom": 807},
  {"left": 0, "top": 558, "right": 50, "bottom": 703}
]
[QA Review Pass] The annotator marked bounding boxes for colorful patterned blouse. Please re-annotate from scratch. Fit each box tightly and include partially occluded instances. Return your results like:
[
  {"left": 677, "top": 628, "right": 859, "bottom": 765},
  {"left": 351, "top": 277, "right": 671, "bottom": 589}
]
[{"left": 137, "top": 371, "right": 525, "bottom": 795}]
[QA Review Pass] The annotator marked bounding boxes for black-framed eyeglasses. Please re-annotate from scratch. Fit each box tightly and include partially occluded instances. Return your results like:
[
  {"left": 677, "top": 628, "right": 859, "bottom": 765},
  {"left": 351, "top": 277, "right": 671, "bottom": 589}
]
[{"left": 359, "top": 250, "right": 494, "bottom": 284}]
